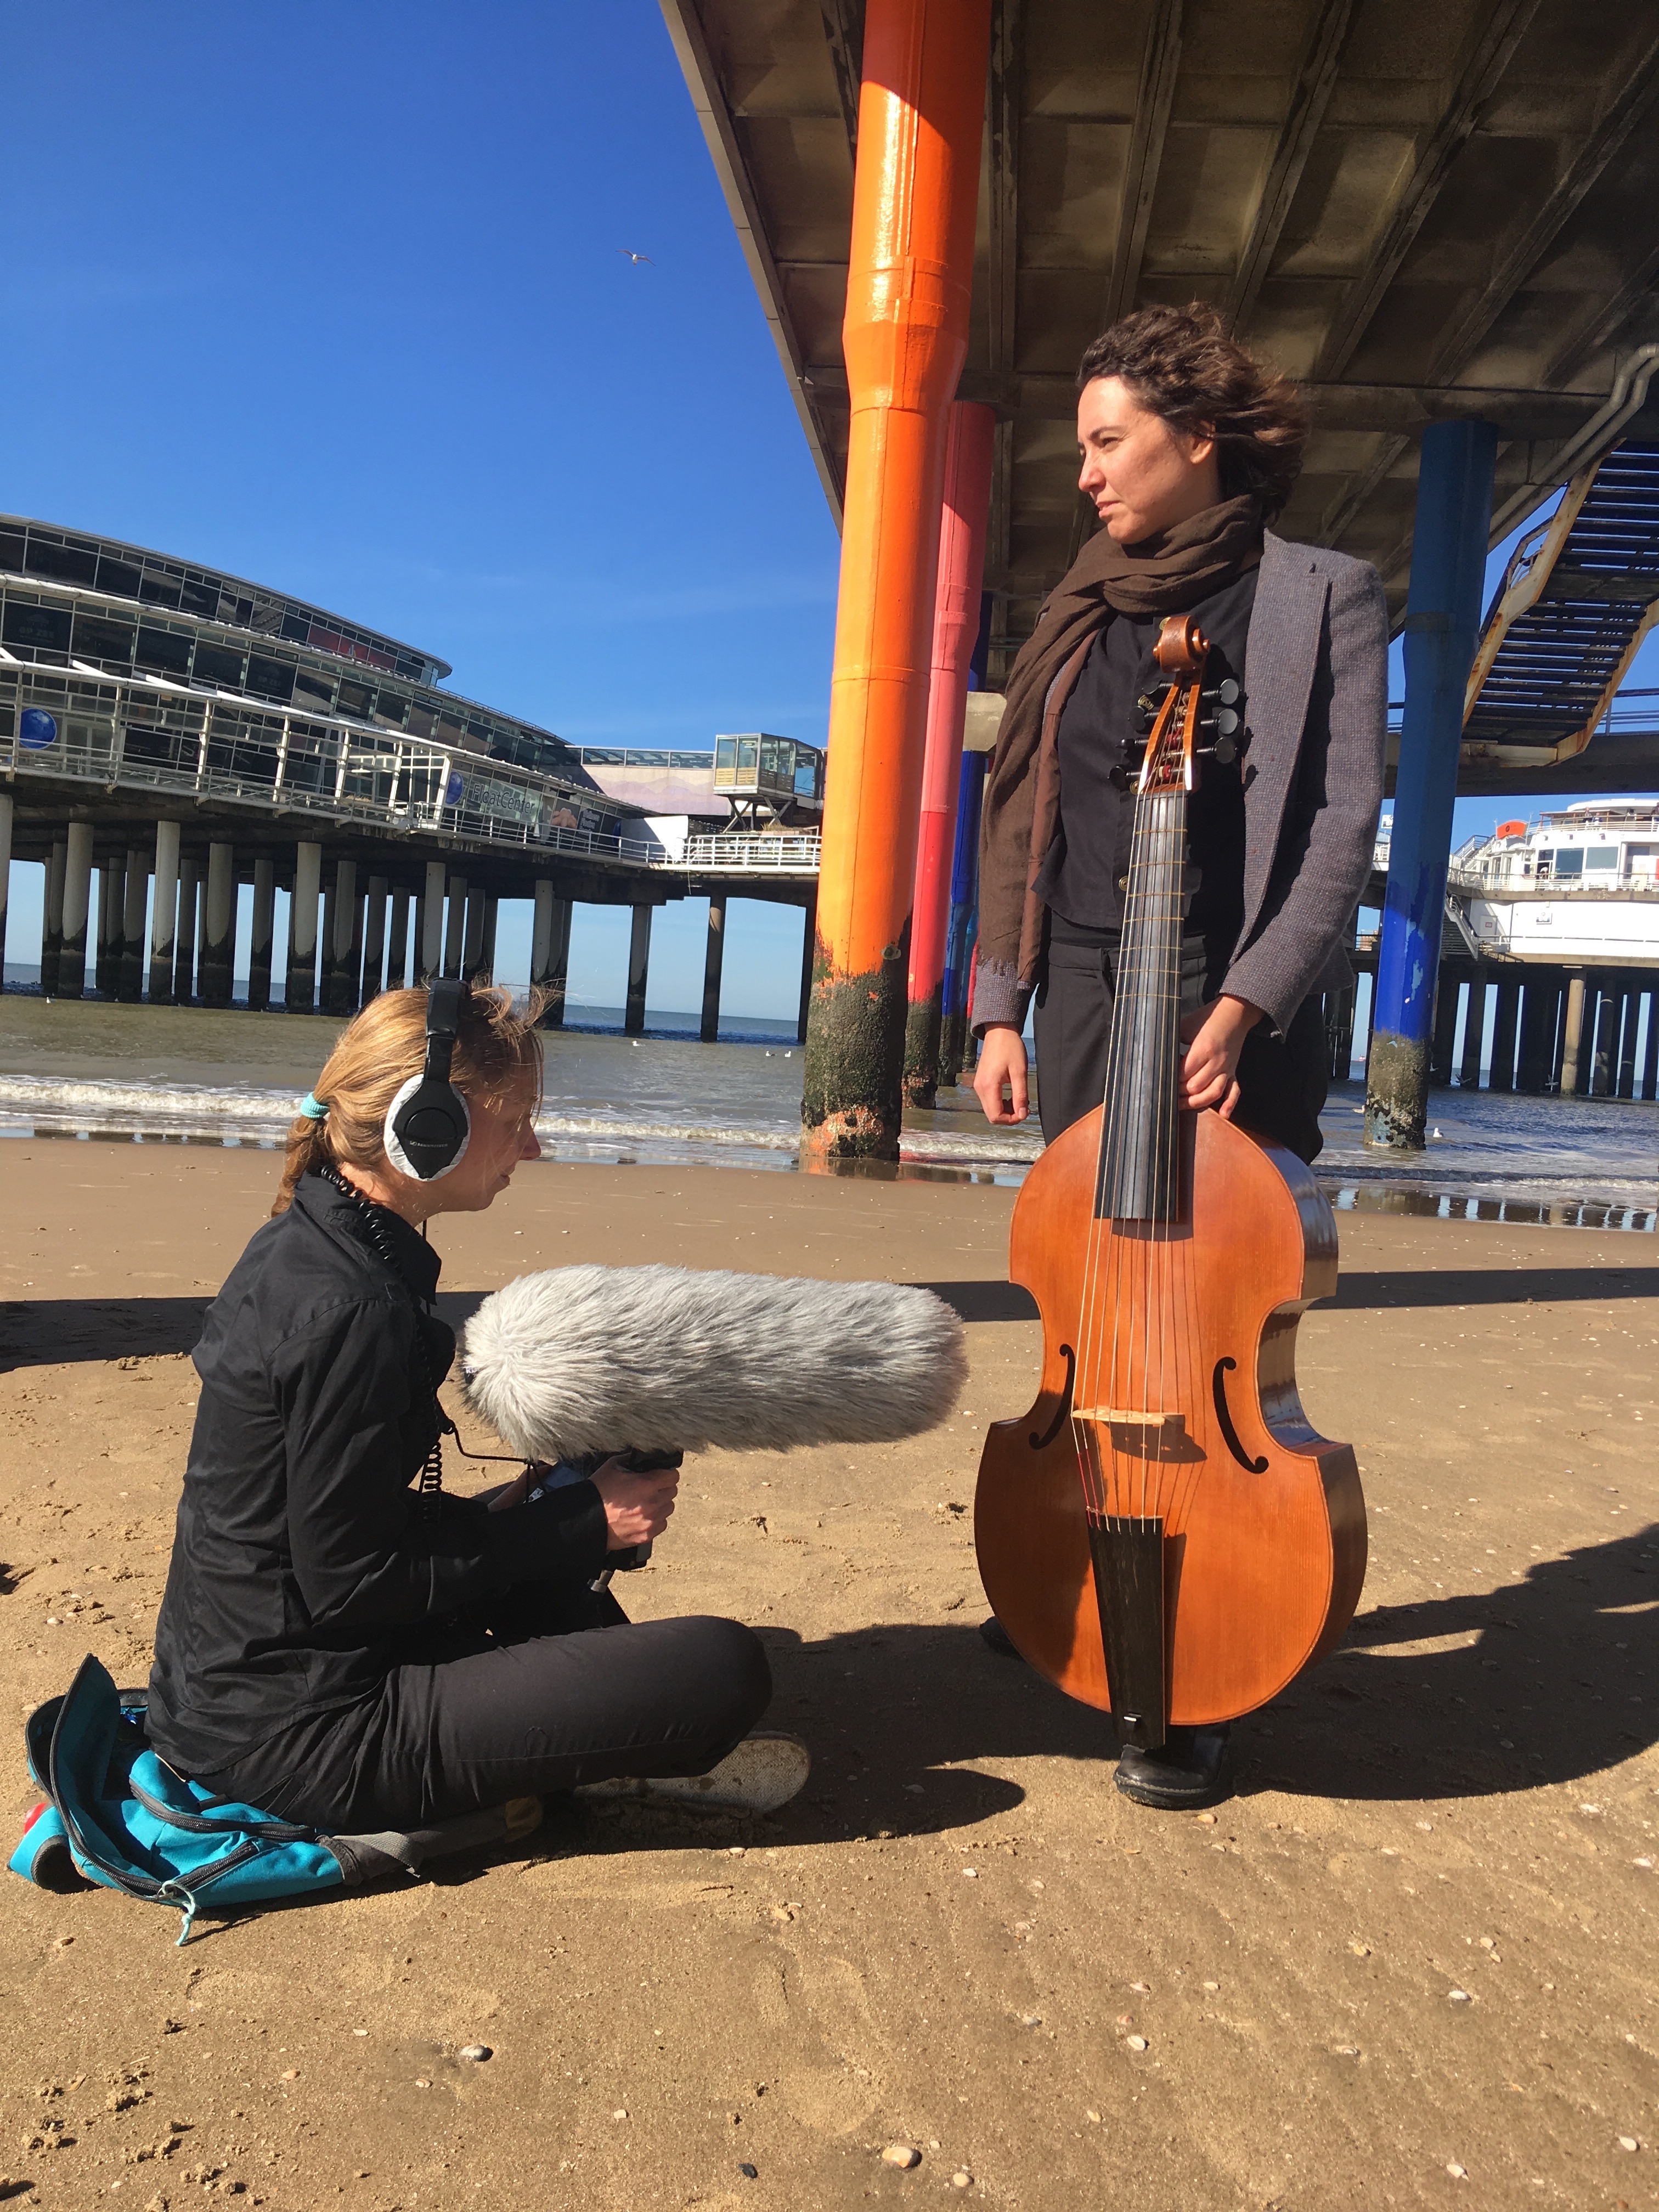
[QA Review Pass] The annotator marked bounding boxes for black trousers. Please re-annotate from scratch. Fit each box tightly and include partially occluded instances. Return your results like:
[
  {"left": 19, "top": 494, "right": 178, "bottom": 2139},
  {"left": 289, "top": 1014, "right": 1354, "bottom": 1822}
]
[
  {"left": 1033, "top": 934, "right": 1330, "bottom": 1165},
  {"left": 199, "top": 1582, "right": 772, "bottom": 1834}
]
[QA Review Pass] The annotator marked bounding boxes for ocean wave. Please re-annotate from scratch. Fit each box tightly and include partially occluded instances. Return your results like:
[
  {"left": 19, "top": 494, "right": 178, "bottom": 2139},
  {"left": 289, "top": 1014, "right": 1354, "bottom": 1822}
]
[{"left": 0, "top": 1074, "right": 1041, "bottom": 1172}]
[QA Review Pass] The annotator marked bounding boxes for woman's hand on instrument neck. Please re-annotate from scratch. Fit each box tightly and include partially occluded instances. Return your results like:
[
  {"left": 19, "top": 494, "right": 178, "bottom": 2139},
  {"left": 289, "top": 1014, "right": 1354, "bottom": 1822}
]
[
  {"left": 973, "top": 1024, "right": 1029, "bottom": 1125},
  {"left": 1180, "top": 994, "right": 1264, "bottom": 1117},
  {"left": 592, "top": 1457, "right": 679, "bottom": 1552}
]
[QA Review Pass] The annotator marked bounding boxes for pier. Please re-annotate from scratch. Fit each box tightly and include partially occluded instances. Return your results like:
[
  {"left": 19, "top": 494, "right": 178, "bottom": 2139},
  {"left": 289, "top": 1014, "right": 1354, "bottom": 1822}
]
[
  {"left": 663, "top": 0, "right": 1659, "bottom": 1158},
  {"left": 0, "top": 517, "right": 821, "bottom": 1040}
]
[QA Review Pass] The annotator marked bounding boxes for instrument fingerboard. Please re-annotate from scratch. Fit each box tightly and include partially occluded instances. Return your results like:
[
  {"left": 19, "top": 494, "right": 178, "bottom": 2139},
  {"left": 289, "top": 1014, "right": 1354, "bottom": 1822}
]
[
  {"left": 1094, "top": 791, "right": 1188, "bottom": 1222},
  {"left": 1093, "top": 619, "right": 1206, "bottom": 1224}
]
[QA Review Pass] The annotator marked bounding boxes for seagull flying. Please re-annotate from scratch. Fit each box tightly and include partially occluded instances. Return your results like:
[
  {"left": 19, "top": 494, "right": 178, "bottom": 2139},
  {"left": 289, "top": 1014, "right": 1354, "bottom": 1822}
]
[{"left": 617, "top": 247, "right": 653, "bottom": 266}]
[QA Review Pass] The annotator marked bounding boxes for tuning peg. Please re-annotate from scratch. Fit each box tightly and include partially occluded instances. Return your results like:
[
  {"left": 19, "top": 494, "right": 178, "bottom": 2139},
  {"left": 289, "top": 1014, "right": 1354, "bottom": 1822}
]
[{"left": 1202, "top": 677, "right": 1240, "bottom": 706}]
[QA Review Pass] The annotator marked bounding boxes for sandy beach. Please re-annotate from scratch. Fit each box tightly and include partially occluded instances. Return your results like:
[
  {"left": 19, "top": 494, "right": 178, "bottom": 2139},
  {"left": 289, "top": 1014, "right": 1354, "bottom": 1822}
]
[{"left": 1, "top": 1139, "right": 1655, "bottom": 2211}]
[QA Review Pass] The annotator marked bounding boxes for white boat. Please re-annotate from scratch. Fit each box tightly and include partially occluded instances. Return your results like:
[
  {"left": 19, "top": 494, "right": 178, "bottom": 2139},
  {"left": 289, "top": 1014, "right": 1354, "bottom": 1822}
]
[{"left": 1448, "top": 799, "right": 1659, "bottom": 964}]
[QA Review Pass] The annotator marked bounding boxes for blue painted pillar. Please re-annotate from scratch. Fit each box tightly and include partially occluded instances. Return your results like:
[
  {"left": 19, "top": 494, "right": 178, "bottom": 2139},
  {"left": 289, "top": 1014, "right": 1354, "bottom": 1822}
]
[
  {"left": 1363, "top": 419, "right": 1497, "bottom": 1150},
  {"left": 937, "top": 747, "right": 987, "bottom": 1084}
]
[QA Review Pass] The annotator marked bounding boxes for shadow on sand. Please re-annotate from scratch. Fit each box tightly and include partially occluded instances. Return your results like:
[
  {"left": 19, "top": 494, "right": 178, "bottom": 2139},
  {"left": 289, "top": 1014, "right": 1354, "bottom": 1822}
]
[{"left": 556, "top": 1521, "right": 1658, "bottom": 1861}]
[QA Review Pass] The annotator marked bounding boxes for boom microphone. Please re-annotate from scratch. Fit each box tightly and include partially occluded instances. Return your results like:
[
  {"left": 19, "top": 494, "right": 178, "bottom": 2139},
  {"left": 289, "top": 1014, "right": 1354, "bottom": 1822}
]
[{"left": 459, "top": 1265, "right": 968, "bottom": 1462}]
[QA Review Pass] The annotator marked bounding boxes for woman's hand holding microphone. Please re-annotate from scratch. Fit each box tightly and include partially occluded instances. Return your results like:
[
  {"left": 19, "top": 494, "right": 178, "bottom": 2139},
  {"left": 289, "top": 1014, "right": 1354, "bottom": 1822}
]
[{"left": 591, "top": 1454, "right": 680, "bottom": 1552}]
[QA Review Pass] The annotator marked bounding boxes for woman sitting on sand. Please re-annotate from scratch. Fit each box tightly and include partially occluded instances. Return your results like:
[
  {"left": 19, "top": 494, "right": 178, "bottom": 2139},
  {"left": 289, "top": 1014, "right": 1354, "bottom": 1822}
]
[{"left": 145, "top": 982, "right": 808, "bottom": 1840}]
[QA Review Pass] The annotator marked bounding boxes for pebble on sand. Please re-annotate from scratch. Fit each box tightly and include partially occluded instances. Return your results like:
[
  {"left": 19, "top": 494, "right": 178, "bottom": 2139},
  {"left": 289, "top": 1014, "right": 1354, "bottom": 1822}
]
[
  {"left": 459, "top": 2046, "right": 493, "bottom": 2063},
  {"left": 1447, "top": 1990, "right": 1472, "bottom": 2004},
  {"left": 1446, "top": 2162, "right": 1467, "bottom": 2179},
  {"left": 1618, "top": 2137, "right": 1640, "bottom": 2152},
  {"left": 951, "top": 2173, "right": 973, "bottom": 2189},
  {"left": 738, "top": 2162, "right": 759, "bottom": 2179},
  {"left": 1126, "top": 2036, "right": 1149, "bottom": 2052},
  {"left": 882, "top": 2143, "right": 922, "bottom": 2168}
]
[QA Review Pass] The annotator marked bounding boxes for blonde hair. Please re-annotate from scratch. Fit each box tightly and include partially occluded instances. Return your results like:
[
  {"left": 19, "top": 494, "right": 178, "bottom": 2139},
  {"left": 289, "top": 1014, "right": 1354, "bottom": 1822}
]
[{"left": 273, "top": 984, "right": 545, "bottom": 1216}]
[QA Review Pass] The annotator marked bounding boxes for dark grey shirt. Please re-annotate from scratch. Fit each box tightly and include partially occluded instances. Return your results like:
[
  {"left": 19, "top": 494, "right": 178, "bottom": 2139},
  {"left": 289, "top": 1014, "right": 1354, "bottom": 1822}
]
[{"left": 1035, "top": 567, "right": 1257, "bottom": 975}]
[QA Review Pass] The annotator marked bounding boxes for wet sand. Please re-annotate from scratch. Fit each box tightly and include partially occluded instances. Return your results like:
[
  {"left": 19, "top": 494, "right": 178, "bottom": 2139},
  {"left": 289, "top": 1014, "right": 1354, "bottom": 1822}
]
[{"left": 1, "top": 1142, "right": 1655, "bottom": 2211}]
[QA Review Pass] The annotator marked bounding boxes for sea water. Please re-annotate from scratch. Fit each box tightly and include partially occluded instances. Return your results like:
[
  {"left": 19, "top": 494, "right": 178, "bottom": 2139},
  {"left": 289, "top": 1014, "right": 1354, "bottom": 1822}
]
[{"left": 0, "top": 992, "right": 1652, "bottom": 1228}]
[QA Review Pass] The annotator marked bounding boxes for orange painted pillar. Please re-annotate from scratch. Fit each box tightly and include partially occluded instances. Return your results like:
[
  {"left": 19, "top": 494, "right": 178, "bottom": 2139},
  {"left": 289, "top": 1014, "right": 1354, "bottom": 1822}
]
[
  {"left": 902, "top": 398, "right": 995, "bottom": 1109},
  {"left": 800, "top": 0, "right": 992, "bottom": 1162}
]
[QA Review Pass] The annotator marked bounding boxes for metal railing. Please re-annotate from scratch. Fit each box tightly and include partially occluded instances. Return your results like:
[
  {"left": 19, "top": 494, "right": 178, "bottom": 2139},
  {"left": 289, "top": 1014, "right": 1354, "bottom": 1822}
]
[
  {"left": 0, "top": 656, "right": 833, "bottom": 879},
  {"left": 679, "top": 833, "right": 823, "bottom": 871},
  {"left": 1448, "top": 864, "right": 1659, "bottom": 899}
]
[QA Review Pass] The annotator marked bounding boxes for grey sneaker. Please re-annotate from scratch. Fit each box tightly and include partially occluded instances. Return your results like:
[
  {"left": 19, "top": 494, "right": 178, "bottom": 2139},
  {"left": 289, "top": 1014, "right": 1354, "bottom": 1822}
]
[{"left": 579, "top": 1732, "right": 811, "bottom": 1816}]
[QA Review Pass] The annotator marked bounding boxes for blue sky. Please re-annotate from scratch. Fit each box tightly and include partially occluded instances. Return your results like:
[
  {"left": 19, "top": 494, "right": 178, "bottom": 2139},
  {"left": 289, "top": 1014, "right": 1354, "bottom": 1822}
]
[
  {"left": 2, "top": 0, "right": 840, "bottom": 1014},
  {"left": 3, "top": 2, "right": 1652, "bottom": 1012}
]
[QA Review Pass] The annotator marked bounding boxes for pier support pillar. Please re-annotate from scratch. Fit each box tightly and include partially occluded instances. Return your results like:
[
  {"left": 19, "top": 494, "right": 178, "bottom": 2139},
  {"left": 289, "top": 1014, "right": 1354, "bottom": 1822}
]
[
  {"left": 798, "top": 890, "right": 817, "bottom": 1047},
  {"left": 1458, "top": 969, "right": 1487, "bottom": 1089},
  {"left": 1429, "top": 962, "right": 1461, "bottom": 1086},
  {"left": 1615, "top": 977, "right": 1639, "bottom": 1098},
  {"left": 347, "top": 886, "right": 367, "bottom": 1010},
  {"left": 95, "top": 859, "right": 120, "bottom": 995},
  {"left": 625, "top": 905, "right": 652, "bottom": 1035},
  {"left": 939, "top": 751, "right": 986, "bottom": 1087},
  {"left": 59, "top": 822, "right": 95, "bottom": 998},
  {"left": 1489, "top": 975, "right": 1521, "bottom": 1092},
  {"left": 149, "top": 821, "right": 180, "bottom": 1005},
  {"left": 1638, "top": 983, "right": 1658, "bottom": 1102},
  {"left": 1559, "top": 972, "right": 1588, "bottom": 1094},
  {"left": 1515, "top": 970, "right": 1559, "bottom": 1093},
  {"left": 362, "top": 877, "right": 388, "bottom": 1003},
  {"left": 41, "top": 837, "right": 66, "bottom": 995},
  {"left": 462, "top": 889, "right": 487, "bottom": 983},
  {"left": 443, "top": 875, "right": 467, "bottom": 980},
  {"left": 701, "top": 895, "right": 726, "bottom": 1043},
  {"left": 531, "top": 881, "right": 571, "bottom": 1025},
  {"left": 120, "top": 848, "right": 147, "bottom": 1002},
  {"left": 904, "top": 399, "right": 996, "bottom": 1110},
  {"left": 319, "top": 873, "right": 338, "bottom": 1013},
  {"left": 801, "top": 0, "right": 991, "bottom": 1161},
  {"left": 421, "top": 861, "right": 447, "bottom": 981},
  {"left": 249, "top": 857, "right": 275, "bottom": 1011},
  {"left": 1324, "top": 984, "right": 1357, "bottom": 1081},
  {"left": 479, "top": 896, "right": 498, "bottom": 985},
  {"left": 174, "top": 853, "right": 201, "bottom": 1005},
  {"left": 1364, "top": 419, "right": 1497, "bottom": 1148},
  {"left": 388, "top": 886, "right": 411, "bottom": 992},
  {"left": 0, "top": 793, "right": 11, "bottom": 984},
  {"left": 326, "top": 859, "right": 357, "bottom": 1017},
  {"left": 1589, "top": 979, "right": 1617, "bottom": 1097},
  {"left": 201, "top": 841, "right": 235, "bottom": 1006},
  {"left": 286, "top": 839, "right": 322, "bottom": 1013}
]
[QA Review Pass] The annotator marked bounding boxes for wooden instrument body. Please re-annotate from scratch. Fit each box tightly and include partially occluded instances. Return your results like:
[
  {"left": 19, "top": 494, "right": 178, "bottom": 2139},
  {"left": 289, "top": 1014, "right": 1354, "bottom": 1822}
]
[{"left": 974, "top": 1102, "right": 1367, "bottom": 1725}]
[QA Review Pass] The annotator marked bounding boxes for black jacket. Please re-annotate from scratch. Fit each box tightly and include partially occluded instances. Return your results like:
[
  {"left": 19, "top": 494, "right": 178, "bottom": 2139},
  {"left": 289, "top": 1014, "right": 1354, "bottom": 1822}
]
[{"left": 146, "top": 1171, "right": 608, "bottom": 1777}]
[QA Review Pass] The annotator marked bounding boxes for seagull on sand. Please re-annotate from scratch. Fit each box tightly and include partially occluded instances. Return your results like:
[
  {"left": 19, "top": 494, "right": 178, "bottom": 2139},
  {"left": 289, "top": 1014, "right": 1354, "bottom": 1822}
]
[{"left": 617, "top": 247, "right": 653, "bottom": 266}]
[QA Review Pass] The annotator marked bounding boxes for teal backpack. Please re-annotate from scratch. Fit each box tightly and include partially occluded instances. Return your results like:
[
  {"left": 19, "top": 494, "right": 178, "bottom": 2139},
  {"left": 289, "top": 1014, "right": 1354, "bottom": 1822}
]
[{"left": 10, "top": 1655, "right": 541, "bottom": 1942}]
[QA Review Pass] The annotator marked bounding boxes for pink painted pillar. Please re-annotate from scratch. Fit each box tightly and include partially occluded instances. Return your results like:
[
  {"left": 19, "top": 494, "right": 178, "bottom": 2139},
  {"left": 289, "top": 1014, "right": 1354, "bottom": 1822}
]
[{"left": 902, "top": 399, "right": 996, "bottom": 1107}]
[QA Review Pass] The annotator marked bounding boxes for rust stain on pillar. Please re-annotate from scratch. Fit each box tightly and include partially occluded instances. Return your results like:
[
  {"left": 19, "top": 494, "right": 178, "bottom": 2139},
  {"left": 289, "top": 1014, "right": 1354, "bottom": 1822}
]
[
  {"left": 800, "top": 0, "right": 991, "bottom": 1163},
  {"left": 903, "top": 398, "right": 995, "bottom": 1110}
]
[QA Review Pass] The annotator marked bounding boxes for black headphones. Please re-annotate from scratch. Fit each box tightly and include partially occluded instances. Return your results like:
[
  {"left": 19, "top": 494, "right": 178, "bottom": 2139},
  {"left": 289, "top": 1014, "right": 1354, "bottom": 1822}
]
[{"left": 383, "top": 979, "right": 471, "bottom": 1181}]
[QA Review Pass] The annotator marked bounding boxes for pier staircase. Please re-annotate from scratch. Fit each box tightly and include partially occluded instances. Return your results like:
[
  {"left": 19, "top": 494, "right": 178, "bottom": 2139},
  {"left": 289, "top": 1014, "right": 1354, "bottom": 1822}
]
[{"left": 1463, "top": 439, "right": 1659, "bottom": 771}]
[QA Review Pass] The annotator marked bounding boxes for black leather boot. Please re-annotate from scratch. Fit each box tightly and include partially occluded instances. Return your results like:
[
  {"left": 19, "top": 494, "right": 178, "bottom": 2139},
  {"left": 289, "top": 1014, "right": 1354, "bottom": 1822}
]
[{"left": 1114, "top": 1724, "right": 1231, "bottom": 1809}]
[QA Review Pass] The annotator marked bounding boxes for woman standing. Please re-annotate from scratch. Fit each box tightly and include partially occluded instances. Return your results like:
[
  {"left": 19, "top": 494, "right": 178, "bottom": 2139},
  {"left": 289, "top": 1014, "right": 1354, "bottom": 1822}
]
[
  {"left": 146, "top": 984, "right": 806, "bottom": 1846},
  {"left": 971, "top": 303, "right": 1386, "bottom": 1807}
]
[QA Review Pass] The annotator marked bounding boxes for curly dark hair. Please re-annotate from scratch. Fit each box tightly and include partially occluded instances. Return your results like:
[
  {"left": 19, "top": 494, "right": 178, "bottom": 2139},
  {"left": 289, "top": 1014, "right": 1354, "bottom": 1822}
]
[{"left": 1077, "top": 302, "right": 1308, "bottom": 522}]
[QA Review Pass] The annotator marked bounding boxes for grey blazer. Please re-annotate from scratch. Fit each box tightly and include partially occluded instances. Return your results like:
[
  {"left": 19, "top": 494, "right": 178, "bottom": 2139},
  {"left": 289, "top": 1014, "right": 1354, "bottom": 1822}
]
[
  {"left": 973, "top": 529, "right": 1387, "bottom": 1040},
  {"left": 1225, "top": 530, "right": 1389, "bottom": 1035}
]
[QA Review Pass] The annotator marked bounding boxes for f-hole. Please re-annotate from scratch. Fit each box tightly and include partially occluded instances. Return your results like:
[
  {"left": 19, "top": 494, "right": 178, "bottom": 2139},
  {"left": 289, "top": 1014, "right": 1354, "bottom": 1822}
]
[
  {"left": 1030, "top": 1344, "right": 1075, "bottom": 1449},
  {"left": 1212, "top": 1356, "right": 1268, "bottom": 1473}
]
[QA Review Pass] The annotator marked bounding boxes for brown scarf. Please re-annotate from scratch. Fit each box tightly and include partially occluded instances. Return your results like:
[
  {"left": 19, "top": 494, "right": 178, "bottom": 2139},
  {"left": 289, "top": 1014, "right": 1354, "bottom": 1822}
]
[{"left": 976, "top": 495, "right": 1265, "bottom": 997}]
